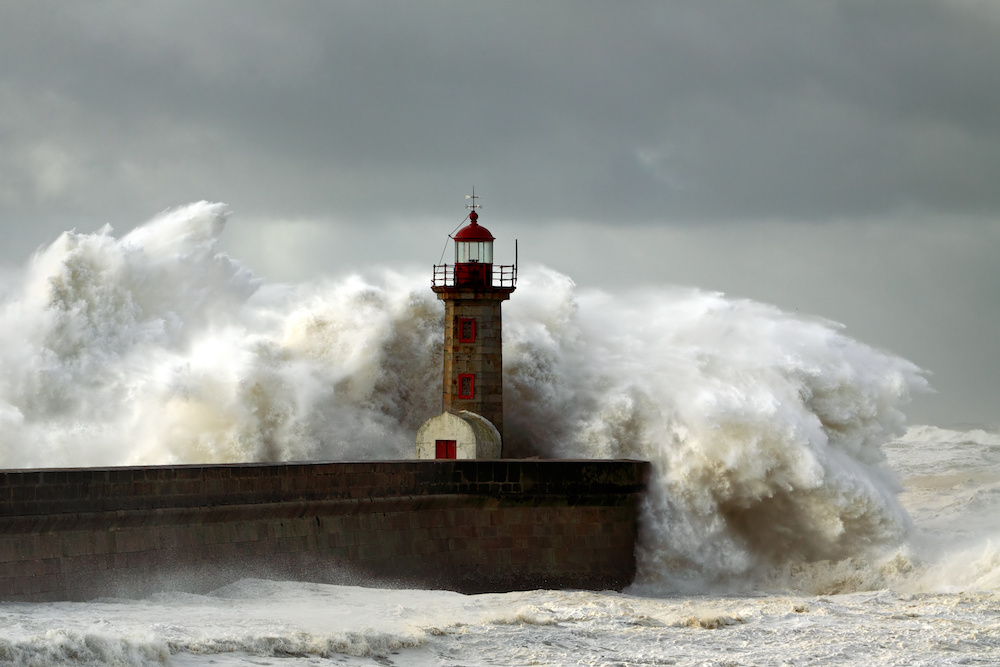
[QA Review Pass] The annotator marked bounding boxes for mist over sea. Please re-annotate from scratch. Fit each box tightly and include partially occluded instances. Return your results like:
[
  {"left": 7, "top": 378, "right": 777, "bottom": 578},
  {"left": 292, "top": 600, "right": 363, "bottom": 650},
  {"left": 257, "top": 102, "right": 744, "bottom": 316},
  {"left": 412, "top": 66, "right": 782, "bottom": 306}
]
[{"left": 1, "top": 203, "right": 997, "bottom": 665}]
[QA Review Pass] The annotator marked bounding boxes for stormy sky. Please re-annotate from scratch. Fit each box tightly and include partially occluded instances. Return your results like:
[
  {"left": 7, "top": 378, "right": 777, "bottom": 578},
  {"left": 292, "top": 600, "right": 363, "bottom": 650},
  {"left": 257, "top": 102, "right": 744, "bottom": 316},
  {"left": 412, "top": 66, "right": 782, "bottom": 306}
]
[{"left": 1, "top": 1, "right": 997, "bottom": 427}]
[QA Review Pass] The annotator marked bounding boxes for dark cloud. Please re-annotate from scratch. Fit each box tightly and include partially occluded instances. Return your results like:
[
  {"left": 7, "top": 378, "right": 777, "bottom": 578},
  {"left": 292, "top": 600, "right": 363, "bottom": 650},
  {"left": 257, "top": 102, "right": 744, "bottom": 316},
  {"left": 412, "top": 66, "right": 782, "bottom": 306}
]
[{"left": 2, "top": 0, "right": 999, "bottom": 228}]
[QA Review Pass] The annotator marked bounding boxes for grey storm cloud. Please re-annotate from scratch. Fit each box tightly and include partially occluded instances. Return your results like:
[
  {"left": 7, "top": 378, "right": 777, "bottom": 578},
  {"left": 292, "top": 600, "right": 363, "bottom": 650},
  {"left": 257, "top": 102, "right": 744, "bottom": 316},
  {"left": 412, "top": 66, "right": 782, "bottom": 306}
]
[{"left": 2, "top": 0, "right": 999, "bottom": 229}]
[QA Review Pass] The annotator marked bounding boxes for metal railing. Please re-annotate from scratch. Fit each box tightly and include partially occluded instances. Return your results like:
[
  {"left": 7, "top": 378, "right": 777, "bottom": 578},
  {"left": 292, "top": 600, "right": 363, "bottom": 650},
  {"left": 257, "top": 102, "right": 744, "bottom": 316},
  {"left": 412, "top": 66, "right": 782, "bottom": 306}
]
[{"left": 432, "top": 264, "right": 517, "bottom": 288}]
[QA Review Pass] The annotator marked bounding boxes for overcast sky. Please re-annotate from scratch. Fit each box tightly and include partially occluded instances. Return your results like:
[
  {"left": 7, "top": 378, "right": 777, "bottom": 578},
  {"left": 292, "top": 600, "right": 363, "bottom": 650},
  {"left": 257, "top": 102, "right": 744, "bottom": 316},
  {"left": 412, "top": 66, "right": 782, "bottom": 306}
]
[{"left": 1, "top": 1, "right": 997, "bottom": 427}]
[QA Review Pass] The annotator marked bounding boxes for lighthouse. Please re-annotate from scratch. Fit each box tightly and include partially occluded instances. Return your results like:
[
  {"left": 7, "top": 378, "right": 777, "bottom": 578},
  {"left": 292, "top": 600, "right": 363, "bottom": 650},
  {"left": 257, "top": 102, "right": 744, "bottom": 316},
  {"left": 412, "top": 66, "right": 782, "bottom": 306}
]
[{"left": 415, "top": 193, "right": 516, "bottom": 459}]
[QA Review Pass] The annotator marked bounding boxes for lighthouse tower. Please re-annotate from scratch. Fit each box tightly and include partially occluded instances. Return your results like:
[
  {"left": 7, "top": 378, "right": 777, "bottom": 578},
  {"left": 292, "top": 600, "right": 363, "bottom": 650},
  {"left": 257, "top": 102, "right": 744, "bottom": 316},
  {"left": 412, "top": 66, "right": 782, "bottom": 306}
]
[{"left": 415, "top": 193, "right": 517, "bottom": 459}]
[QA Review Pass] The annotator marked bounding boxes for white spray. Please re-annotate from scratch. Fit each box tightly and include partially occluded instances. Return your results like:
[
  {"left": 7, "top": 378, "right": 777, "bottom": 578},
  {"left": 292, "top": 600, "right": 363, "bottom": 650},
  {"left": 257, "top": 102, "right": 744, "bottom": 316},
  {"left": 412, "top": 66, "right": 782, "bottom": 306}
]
[
  {"left": 501, "top": 270, "right": 926, "bottom": 587},
  {"left": 0, "top": 202, "right": 929, "bottom": 588}
]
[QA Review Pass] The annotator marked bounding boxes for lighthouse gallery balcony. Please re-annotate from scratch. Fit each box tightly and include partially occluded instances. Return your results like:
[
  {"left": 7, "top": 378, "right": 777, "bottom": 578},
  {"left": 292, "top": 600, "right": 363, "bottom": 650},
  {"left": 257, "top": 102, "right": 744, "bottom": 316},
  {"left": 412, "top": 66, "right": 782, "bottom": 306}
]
[{"left": 432, "top": 263, "right": 517, "bottom": 289}]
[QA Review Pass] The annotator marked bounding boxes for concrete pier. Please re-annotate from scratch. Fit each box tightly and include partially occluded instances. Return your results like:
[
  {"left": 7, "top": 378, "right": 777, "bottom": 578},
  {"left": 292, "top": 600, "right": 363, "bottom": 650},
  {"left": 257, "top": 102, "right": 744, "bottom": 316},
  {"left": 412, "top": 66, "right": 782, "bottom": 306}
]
[{"left": 0, "top": 459, "right": 649, "bottom": 601}]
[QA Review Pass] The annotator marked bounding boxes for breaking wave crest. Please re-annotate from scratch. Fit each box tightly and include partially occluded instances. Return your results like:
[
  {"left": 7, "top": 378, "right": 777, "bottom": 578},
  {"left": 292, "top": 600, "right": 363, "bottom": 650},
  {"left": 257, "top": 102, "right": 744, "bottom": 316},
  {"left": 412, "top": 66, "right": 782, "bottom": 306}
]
[
  {"left": 502, "top": 270, "right": 926, "bottom": 588},
  {"left": 0, "top": 631, "right": 169, "bottom": 667},
  {"left": 0, "top": 202, "right": 441, "bottom": 466},
  {"left": 0, "top": 202, "right": 929, "bottom": 587}
]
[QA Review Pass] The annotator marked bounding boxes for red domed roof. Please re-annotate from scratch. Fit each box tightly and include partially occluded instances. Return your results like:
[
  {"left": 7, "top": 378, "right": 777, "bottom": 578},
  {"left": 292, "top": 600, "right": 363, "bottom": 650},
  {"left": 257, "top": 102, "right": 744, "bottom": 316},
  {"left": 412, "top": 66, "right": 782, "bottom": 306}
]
[{"left": 453, "top": 211, "right": 495, "bottom": 241}]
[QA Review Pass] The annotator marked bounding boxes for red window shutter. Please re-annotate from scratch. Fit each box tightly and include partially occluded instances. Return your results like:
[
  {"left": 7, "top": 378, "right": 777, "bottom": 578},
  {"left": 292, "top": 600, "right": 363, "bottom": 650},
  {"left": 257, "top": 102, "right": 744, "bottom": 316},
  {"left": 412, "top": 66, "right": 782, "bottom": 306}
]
[{"left": 435, "top": 440, "right": 457, "bottom": 459}]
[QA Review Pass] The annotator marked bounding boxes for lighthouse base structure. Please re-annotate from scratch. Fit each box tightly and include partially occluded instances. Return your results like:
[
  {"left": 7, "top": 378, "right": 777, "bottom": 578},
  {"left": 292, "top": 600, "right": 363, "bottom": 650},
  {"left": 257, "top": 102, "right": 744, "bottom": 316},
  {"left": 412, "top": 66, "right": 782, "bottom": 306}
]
[
  {"left": 0, "top": 459, "right": 649, "bottom": 601},
  {"left": 415, "top": 410, "right": 502, "bottom": 459}
]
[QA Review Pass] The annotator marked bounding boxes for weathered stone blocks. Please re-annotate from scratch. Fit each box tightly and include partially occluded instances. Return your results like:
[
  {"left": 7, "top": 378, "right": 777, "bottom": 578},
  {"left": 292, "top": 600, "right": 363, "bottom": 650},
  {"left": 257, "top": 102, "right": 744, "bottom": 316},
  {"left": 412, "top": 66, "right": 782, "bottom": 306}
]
[{"left": 0, "top": 459, "right": 648, "bottom": 601}]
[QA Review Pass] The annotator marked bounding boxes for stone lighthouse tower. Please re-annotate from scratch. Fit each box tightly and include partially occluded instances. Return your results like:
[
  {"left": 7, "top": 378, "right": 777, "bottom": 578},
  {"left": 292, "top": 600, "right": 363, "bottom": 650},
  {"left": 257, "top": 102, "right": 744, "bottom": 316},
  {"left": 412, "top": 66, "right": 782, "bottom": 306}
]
[{"left": 415, "top": 193, "right": 517, "bottom": 459}]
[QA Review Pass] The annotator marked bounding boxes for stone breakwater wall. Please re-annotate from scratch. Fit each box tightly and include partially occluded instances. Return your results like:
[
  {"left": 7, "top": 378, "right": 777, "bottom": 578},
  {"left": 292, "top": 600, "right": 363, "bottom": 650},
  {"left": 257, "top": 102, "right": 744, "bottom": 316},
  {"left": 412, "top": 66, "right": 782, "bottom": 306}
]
[{"left": 0, "top": 460, "right": 649, "bottom": 601}]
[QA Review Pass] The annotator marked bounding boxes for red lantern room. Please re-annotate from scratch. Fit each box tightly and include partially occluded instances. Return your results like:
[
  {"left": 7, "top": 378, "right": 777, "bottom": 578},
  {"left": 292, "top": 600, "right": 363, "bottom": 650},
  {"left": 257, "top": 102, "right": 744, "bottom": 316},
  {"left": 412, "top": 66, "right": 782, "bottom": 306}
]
[
  {"left": 453, "top": 211, "right": 494, "bottom": 287},
  {"left": 454, "top": 211, "right": 494, "bottom": 263}
]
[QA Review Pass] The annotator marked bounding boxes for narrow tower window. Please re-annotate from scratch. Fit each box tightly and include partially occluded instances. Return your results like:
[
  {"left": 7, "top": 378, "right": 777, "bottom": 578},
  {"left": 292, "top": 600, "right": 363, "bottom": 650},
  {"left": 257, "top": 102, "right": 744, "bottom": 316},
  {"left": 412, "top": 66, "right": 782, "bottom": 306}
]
[
  {"left": 458, "top": 374, "right": 475, "bottom": 399},
  {"left": 458, "top": 317, "right": 476, "bottom": 343}
]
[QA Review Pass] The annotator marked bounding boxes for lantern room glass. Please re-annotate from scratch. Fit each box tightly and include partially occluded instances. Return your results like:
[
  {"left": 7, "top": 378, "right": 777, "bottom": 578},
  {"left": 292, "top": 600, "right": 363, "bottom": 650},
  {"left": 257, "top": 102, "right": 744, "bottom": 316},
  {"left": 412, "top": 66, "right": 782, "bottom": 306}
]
[{"left": 455, "top": 240, "right": 493, "bottom": 264}]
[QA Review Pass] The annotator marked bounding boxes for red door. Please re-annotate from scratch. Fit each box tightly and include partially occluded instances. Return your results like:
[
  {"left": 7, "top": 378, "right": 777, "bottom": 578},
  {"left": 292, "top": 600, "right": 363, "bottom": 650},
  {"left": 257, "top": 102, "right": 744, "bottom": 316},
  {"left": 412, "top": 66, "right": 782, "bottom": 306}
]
[{"left": 435, "top": 440, "right": 457, "bottom": 459}]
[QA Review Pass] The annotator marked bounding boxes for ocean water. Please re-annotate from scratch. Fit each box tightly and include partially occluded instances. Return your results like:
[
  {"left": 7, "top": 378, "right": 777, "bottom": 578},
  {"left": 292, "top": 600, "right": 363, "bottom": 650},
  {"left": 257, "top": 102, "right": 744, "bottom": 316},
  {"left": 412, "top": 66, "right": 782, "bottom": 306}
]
[{"left": 1, "top": 203, "right": 997, "bottom": 665}]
